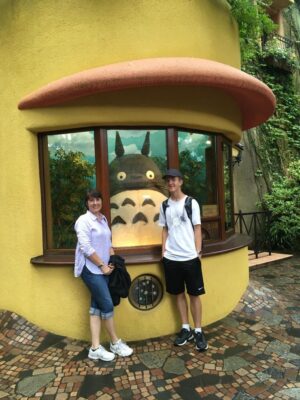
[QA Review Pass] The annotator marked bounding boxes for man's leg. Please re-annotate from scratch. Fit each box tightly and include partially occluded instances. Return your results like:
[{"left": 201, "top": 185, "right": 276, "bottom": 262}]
[
  {"left": 189, "top": 294, "right": 202, "bottom": 328},
  {"left": 185, "top": 258, "right": 208, "bottom": 352},
  {"left": 173, "top": 292, "right": 194, "bottom": 346},
  {"left": 189, "top": 294, "right": 208, "bottom": 351},
  {"left": 176, "top": 292, "right": 189, "bottom": 324}
]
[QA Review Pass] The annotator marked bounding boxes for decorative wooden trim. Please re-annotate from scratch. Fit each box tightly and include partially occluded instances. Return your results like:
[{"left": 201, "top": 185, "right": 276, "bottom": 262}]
[
  {"left": 95, "top": 128, "right": 111, "bottom": 225},
  {"left": 167, "top": 128, "right": 179, "bottom": 168},
  {"left": 217, "top": 136, "right": 226, "bottom": 240},
  {"left": 38, "top": 135, "right": 48, "bottom": 252},
  {"left": 31, "top": 233, "right": 251, "bottom": 266},
  {"left": 37, "top": 125, "right": 237, "bottom": 260}
]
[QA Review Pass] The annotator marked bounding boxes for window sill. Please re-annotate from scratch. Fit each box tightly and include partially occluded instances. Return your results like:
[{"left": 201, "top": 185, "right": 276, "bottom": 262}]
[{"left": 30, "top": 233, "right": 252, "bottom": 266}]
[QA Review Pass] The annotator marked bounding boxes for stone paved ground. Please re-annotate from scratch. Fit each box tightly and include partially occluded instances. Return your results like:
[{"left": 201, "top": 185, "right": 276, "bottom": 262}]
[{"left": 0, "top": 256, "right": 299, "bottom": 400}]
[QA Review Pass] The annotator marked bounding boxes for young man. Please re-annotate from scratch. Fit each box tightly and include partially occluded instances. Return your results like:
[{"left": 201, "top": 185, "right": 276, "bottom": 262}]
[{"left": 159, "top": 168, "right": 208, "bottom": 351}]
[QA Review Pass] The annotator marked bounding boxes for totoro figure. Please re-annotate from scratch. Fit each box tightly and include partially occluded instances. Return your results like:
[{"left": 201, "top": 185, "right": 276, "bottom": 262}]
[{"left": 110, "top": 131, "right": 167, "bottom": 247}]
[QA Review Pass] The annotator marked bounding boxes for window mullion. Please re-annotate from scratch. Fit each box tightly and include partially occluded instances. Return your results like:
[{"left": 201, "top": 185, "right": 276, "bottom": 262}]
[
  {"left": 167, "top": 128, "right": 179, "bottom": 168},
  {"left": 95, "top": 128, "right": 111, "bottom": 225},
  {"left": 217, "top": 136, "right": 226, "bottom": 241}
]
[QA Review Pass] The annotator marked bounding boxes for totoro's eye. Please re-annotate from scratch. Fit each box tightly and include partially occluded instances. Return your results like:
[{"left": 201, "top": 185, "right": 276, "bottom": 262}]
[
  {"left": 146, "top": 170, "right": 155, "bottom": 180},
  {"left": 117, "top": 171, "right": 127, "bottom": 181}
]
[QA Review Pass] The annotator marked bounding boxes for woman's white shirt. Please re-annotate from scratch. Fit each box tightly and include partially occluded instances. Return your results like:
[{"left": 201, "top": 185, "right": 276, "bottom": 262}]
[{"left": 74, "top": 210, "right": 111, "bottom": 277}]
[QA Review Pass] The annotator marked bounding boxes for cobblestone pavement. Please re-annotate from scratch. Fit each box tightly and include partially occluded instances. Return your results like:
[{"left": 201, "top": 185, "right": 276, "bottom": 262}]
[{"left": 1, "top": 256, "right": 300, "bottom": 400}]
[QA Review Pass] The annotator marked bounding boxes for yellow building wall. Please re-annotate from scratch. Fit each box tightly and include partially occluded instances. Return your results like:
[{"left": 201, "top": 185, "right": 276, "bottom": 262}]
[
  {"left": 1, "top": 248, "right": 248, "bottom": 342},
  {"left": 0, "top": 0, "right": 246, "bottom": 341}
]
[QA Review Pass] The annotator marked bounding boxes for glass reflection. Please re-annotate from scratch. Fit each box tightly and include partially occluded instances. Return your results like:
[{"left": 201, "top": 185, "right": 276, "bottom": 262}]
[
  {"left": 47, "top": 131, "right": 95, "bottom": 248},
  {"left": 178, "top": 131, "right": 218, "bottom": 216},
  {"left": 223, "top": 142, "right": 234, "bottom": 231}
]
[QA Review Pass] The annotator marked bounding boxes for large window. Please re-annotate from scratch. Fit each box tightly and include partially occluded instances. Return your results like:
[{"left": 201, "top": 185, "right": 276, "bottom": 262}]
[
  {"left": 178, "top": 131, "right": 219, "bottom": 240},
  {"left": 44, "top": 131, "right": 95, "bottom": 249},
  {"left": 38, "top": 127, "right": 234, "bottom": 259}
]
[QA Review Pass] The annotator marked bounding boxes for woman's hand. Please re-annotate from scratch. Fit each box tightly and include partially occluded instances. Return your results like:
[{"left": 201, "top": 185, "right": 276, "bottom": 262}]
[{"left": 100, "top": 264, "right": 114, "bottom": 275}]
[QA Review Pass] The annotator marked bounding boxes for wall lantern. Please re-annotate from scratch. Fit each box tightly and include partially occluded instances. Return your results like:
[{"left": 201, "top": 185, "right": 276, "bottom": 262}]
[
  {"left": 232, "top": 143, "right": 244, "bottom": 167},
  {"left": 232, "top": 143, "right": 244, "bottom": 166}
]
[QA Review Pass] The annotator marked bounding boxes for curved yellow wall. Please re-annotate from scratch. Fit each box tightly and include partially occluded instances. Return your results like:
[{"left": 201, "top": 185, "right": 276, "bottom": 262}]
[
  {"left": 23, "top": 87, "right": 242, "bottom": 142},
  {"left": 1, "top": 248, "right": 248, "bottom": 341},
  {"left": 0, "top": 0, "right": 246, "bottom": 341}
]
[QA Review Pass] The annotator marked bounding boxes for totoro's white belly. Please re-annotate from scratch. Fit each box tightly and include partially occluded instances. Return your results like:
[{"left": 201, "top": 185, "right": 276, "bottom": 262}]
[{"left": 110, "top": 189, "right": 167, "bottom": 247}]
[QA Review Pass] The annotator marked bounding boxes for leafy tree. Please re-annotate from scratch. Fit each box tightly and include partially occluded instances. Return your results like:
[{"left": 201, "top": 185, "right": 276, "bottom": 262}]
[
  {"left": 180, "top": 149, "right": 207, "bottom": 204},
  {"left": 228, "top": 0, "right": 276, "bottom": 69},
  {"left": 262, "top": 160, "right": 300, "bottom": 250},
  {"left": 49, "top": 148, "right": 95, "bottom": 248}
]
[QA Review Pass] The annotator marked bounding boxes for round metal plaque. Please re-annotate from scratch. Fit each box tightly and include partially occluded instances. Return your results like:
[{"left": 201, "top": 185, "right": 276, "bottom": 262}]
[{"left": 129, "top": 274, "right": 163, "bottom": 310}]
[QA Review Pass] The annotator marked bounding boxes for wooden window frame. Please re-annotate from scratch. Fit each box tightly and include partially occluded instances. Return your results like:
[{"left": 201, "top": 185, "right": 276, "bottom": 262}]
[
  {"left": 220, "top": 137, "right": 235, "bottom": 238},
  {"left": 34, "top": 126, "right": 236, "bottom": 265}
]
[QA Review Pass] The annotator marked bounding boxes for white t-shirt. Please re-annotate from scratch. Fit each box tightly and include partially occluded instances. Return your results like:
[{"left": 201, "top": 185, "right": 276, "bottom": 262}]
[
  {"left": 159, "top": 196, "right": 201, "bottom": 261},
  {"left": 74, "top": 211, "right": 112, "bottom": 277}
]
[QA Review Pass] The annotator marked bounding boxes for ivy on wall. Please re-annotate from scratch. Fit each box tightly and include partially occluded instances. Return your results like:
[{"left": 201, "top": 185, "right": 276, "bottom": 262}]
[{"left": 228, "top": 0, "right": 300, "bottom": 250}]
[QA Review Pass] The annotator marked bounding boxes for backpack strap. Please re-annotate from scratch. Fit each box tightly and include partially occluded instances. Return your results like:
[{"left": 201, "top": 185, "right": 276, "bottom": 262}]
[
  {"left": 163, "top": 196, "right": 194, "bottom": 229},
  {"left": 185, "top": 196, "right": 204, "bottom": 250},
  {"left": 162, "top": 198, "right": 169, "bottom": 229},
  {"left": 184, "top": 196, "right": 193, "bottom": 227}
]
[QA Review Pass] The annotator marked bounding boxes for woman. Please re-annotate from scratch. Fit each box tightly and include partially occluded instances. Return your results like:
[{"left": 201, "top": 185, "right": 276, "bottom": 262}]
[{"left": 74, "top": 189, "right": 133, "bottom": 361}]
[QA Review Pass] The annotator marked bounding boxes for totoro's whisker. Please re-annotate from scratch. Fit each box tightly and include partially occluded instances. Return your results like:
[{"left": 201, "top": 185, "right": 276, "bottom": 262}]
[
  {"left": 122, "top": 198, "right": 136, "bottom": 206},
  {"left": 142, "top": 198, "right": 156, "bottom": 207},
  {"left": 132, "top": 212, "right": 148, "bottom": 224}
]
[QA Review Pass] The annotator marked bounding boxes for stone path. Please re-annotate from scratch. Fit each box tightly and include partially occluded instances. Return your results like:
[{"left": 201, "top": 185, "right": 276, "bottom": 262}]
[{"left": 0, "top": 256, "right": 299, "bottom": 399}]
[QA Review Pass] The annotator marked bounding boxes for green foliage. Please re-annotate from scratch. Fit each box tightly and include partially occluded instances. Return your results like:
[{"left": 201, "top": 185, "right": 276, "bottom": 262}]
[
  {"left": 179, "top": 149, "right": 206, "bottom": 205},
  {"left": 228, "top": 0, "right": 276, "bottom": 67},
  {"left": 262, "top": 160, "right": 300, "bottom": 250},
  {"left": 229, "top": 0, "right": 300, "bottom": 250},
  {"left": 262, "top": 38, "right": 298, "bottom": 70},
  {"left": 50, "top": 148, "right": 95, "bottom": 248}
]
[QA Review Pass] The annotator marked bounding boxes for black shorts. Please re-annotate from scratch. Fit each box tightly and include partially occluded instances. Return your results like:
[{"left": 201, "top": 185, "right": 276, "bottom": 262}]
[{"left": 162, "top": 257, "right": 205, "bottom": 296}]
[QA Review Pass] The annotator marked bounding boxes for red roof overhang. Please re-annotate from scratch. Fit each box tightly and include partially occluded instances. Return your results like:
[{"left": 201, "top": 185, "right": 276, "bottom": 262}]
[{"left": 18, "top": 57, "right": 276, "bottom": 130}]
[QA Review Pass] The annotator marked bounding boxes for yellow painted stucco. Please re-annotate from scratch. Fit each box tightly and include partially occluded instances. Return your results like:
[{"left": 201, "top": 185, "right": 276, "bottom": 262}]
[
  {"left": 1, "top": 248, "right": 249, "bottom": 342},
  {"left": 0, "top": 0, "right": 248, "bottom": 341}
]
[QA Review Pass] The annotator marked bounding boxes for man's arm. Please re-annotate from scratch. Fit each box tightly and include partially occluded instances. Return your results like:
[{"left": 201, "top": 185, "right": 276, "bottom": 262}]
[
  {"left": 162, "top": 226, "right": 168, "bottom": 258},
  {"left": 194, "top": 224, "right": 202, "bottom": 256}
]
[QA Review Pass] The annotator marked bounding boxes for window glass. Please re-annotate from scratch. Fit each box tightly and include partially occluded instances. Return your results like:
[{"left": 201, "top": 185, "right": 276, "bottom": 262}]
[
  {"left": 178, "top": 131, "right": 218, "bottom": 217},
  {"left": 46, "top": 131, "right": 95, "bottom": 248},
  {"left": 223, "top": 142, "right": 234, "bottom": 231},
  {"left": 107, "top": 129, "right": 167, "bottom": 247}
]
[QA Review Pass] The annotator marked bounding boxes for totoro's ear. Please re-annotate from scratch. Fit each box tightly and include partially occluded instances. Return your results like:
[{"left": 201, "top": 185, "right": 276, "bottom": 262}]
[
  {"left": 141, "top": 131, "right": 150, "bottom": 156},
  {"left": 115, "top": 131, "right": 125, "bottom": 158}
]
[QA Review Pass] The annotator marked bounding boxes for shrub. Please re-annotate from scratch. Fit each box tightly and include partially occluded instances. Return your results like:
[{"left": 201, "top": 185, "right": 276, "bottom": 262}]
[{"left": 262, "top": 160, "right": 300, "bottom": 250}]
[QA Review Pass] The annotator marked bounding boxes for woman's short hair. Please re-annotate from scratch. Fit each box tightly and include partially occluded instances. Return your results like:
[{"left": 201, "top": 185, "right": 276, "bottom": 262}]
[{"left": 85, "top": 189, "right": 103, "bottom": 209}]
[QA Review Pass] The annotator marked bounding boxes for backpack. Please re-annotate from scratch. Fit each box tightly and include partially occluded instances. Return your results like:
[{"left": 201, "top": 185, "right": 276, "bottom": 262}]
[{"left": 162, "top": 196, "right": 193, "bottom": 229}]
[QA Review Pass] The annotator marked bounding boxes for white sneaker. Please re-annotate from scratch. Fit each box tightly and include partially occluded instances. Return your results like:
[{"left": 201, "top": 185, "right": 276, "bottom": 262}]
[
  {"left": 110, "top": 339, "right": 133, "bottom": 357},
  {"left": 88, "top": 345, "right": 115, "bottom": 361}
]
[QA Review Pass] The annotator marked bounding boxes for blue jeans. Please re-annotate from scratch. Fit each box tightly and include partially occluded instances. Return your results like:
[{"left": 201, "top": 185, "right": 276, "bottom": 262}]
[{"left": 81, "top": 266, "right": 114, "bottom": 319}]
